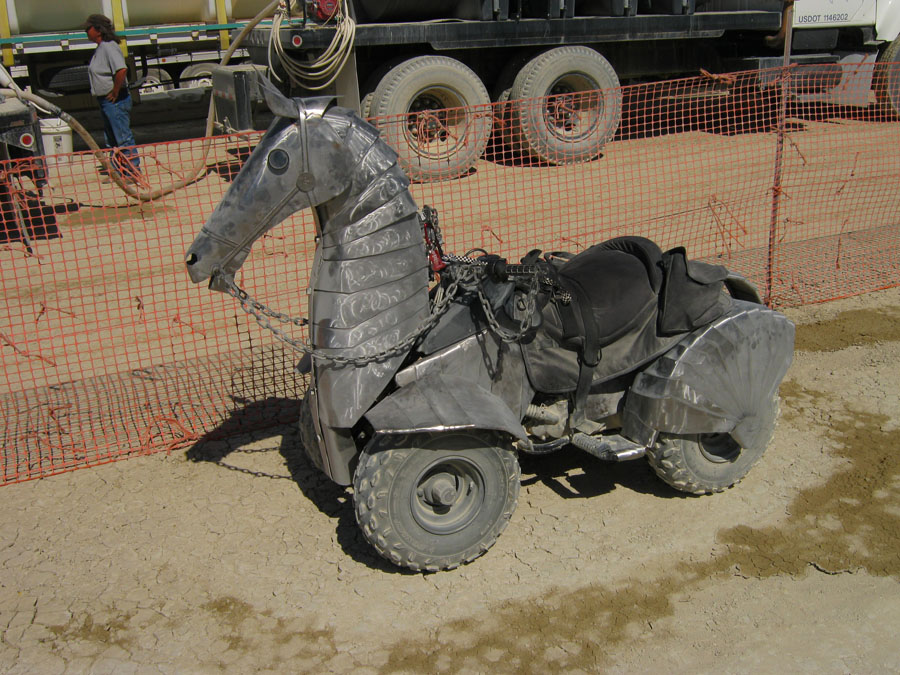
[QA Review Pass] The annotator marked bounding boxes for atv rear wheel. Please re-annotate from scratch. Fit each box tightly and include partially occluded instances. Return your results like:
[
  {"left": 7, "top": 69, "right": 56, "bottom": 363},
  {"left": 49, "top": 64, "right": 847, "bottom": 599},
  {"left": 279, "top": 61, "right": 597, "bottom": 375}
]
[
  {"left": 647, "top": 432, "right": 767, "bottom": 495},
  {"left": 647, "top": 398, "right": 779, "bottom": 495},
  {"left": 353, "top": 432, "right": 520, "bottom": 571}
]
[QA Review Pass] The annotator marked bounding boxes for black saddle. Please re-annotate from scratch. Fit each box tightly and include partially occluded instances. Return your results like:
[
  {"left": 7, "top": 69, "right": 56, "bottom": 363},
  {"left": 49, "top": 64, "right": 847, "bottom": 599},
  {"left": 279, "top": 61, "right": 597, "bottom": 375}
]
[{"left": 521, "top": 236, "right": 730, "bottom": 399}]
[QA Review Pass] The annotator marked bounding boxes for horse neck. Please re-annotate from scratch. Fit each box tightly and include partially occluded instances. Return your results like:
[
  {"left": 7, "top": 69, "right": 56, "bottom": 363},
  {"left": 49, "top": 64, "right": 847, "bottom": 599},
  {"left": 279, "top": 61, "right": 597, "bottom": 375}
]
[
  {"left": 317, "top": 114, "right": 419, "bottom": 239},
  {"left": 309, "top": 113, "right": 429, "bottom": 351}
]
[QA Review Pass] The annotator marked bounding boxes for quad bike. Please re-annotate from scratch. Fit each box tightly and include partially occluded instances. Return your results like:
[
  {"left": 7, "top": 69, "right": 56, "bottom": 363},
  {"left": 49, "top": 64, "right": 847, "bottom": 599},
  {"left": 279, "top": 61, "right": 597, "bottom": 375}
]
[{"left": 185, "top": 80, "right": 795, "bottom": 572}]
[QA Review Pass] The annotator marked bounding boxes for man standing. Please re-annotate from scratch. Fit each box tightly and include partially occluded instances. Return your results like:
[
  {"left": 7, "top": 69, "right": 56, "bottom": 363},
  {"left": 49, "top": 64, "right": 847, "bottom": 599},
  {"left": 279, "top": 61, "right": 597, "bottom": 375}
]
[{"left": 83, "top": 14, "right": 141, "bottom": 182}]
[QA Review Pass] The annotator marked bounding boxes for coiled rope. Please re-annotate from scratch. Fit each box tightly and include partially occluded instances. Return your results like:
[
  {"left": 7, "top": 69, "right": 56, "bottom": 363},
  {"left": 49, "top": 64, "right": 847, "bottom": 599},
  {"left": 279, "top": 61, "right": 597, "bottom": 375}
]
[{"left": 268, "top": 0, "right": 356, "bottom": 91}]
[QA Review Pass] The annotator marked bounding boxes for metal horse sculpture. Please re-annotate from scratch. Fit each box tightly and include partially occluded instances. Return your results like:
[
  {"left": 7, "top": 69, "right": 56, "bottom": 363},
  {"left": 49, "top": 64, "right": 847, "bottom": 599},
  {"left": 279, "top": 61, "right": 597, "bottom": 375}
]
[
  {"left": 186, "top": 81, "right": 794, "bottom": 572},
  {"left": 186, "top": 84, "right": 431, "bottom": 485}
]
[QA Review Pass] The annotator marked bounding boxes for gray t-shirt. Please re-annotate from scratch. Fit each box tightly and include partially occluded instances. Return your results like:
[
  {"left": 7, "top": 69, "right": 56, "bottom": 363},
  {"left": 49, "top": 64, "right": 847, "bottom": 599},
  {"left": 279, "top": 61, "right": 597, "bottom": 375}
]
[{"left": 88, "top": 40, "right": 127, "bottom": 97}]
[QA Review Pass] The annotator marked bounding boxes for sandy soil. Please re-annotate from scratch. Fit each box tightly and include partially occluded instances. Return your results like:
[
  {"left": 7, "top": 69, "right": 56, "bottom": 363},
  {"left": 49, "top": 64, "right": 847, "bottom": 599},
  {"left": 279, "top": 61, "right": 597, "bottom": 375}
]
[{"left": 1, "top": 285, "right": 898, "bottom": 673}]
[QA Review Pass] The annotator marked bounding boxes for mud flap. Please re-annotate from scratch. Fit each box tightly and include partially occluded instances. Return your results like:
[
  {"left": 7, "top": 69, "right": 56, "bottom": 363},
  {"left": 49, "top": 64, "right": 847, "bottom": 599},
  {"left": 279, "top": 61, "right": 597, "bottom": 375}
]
[{"left": 365, "top": 374, "right": 528, "bottom": 442}]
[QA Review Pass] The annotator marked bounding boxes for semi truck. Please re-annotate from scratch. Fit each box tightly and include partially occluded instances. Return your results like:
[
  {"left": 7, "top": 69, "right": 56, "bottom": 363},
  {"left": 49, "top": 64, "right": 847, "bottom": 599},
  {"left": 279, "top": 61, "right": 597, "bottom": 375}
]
[
  {"left": 0, "top": 0, "right": 279, "bottom": 166},
  {"left": 242, "top": 0, "right": 900, "bottom": 178},
  {"left": 0, "top": 1, "right": 898, "bottom": 178}
]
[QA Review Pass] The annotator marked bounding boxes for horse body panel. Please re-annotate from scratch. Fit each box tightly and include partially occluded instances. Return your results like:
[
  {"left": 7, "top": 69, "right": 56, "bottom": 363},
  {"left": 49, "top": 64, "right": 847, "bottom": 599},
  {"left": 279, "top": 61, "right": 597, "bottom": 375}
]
[
  {"left": 320, "top": 193, "right": 419, "bottom": 247},
  {"left": 312, "top": 309, "right": 429, "bottom": 431},
  {"left": 298, "top": 112, "right": 429, "bottom": 433}
]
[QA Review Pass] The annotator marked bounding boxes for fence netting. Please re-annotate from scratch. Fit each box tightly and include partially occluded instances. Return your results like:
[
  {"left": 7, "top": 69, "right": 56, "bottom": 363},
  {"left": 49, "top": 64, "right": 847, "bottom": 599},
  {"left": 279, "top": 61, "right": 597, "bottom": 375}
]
[{"left": 2, "top": 64, "right": 898, "bottom": 484}]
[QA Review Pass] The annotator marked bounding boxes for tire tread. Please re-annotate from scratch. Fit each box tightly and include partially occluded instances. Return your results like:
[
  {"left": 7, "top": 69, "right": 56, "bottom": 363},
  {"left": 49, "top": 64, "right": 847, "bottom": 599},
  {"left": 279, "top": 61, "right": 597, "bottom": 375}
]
[
  {"left": 353, "top": 435, "right": 520, "bottom": 571},
  {"left": 370, "top": 56, "right": 491, "bottom": 181},
  {"left": 647, "top": 398, "right": 780, "bottom": 495}
]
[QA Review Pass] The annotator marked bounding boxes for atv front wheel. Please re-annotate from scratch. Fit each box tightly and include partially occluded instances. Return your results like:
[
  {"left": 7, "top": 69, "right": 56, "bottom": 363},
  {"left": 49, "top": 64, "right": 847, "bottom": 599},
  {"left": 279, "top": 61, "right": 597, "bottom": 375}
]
[{"left": 353, "top": 432, "right": 520, "bottom": 571}]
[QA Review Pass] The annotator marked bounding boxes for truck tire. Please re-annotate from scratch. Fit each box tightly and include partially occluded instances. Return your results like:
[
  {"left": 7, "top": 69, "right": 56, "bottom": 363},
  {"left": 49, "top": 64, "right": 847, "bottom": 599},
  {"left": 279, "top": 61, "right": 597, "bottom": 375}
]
[
  {"left": 509, "top": 46, "right": 622, "bottom": 164},
  {"left": 360, "top": 92, "right": 374, "bottom": 120},
  {"left": 178, "top": 64, "right": 214, "bottom": 89},
  {"left": 646, "top": 398, "right": 778, "bottom": 495},
  {"left": 46, "top": 65, "right": 90, "bottom": 94},
  {"left": 370, "top": 56, "right": 492, "bottom": 181},
  {"left": 488, "top": 88, "right": 513, "bottom": 160},
  {"left": 876, "top": 36, "right": 900, "bottom": 117},
  {"left": 353, "top": 431, "right": 520, "bottom": 571}
]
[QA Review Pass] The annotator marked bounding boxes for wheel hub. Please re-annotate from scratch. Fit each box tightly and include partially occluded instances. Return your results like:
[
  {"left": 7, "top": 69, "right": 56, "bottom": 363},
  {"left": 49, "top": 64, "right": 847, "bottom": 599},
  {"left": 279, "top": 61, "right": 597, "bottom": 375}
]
[
  {"left": 410, "top": 456, "right": 485, "bottom": 535},
  {"left": 408, "top": 93, "right": 451, "bottom": 143},
  {"left": 420, "top": 472, "right": 459, "bottom": 507},
  {"left": 542, "top": 74, "right": 603, "bottom": 142},
  {"left": 698, "top": 433, "right": 742, "bottom": 463},
  {"left": 546, "top": 83, "right": 578, "bottom": 131}
]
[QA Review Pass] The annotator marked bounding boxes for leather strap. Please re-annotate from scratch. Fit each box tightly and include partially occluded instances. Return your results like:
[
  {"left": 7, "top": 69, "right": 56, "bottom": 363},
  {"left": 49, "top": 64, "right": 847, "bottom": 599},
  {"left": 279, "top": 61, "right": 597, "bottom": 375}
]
[{"left": 557, "top": 275, "right": 601, "bottom": 429}]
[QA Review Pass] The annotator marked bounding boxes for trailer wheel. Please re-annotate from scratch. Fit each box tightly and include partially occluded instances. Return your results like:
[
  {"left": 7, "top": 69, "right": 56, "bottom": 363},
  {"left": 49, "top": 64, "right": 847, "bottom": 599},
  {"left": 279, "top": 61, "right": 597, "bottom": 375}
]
[
  {"left": 875, "top": 36, "right": 900, "bottom": 117},
  {"left": 489, "top": 88, "right": 514, "bottom": 158},
  {"left": 135, "top": 67, "right": 174, "bottom": 95},
  {"left": 353, "top": 431, "right": 520, "bottom": 571},
  {"left": 360, "top": 92, "right": 375, "bottom": 120},
  {"left": 509, "top": 46, "right": 622, "bottom": 164},
  {"left": 179, "top": 64, "right": 214, "bottom": 89},
  {"left": 370, "top": 56, "right": 492, "bottom": 181}
]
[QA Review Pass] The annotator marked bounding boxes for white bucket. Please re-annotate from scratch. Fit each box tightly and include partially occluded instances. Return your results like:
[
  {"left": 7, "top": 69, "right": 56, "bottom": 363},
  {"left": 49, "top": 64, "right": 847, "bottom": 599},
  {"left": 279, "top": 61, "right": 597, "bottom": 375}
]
[{"left": 39, "top": 118, "right": 73, "bottom": 164}]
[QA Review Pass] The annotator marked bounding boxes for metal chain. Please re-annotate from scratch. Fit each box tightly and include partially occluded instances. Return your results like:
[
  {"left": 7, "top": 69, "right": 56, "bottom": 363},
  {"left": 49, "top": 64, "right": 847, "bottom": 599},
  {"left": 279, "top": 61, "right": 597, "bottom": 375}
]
[
  {"left": 222, "top": 263, "right": 481, "bottom": 366},
  {"left": 446, "top": 260, "right": 541, "bottom": 342},
  {"left": 219, "top": 244, "right": 545, "bottom": 364},
  {"left": 476, "top": 272, "right": 540, "bottom": 343},
  {"left": 443, "top": 252, "right": 558, "bottom": 341}
]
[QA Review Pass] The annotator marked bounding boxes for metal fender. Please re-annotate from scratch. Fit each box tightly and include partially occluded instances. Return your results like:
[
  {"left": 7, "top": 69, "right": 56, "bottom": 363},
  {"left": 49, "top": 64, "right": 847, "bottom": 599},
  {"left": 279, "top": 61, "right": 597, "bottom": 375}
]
[
  {"left": 365, "top": 374, "right": 528, "bottom": 442},
  {"left": 877, "top": 0, "right": 900, "bottom": 41},
  {"left": 622, "top": 301, "right": 795, "bottom": 448},
  {"left": 724, "top": 272, "right": 762, "bottom": 304}
]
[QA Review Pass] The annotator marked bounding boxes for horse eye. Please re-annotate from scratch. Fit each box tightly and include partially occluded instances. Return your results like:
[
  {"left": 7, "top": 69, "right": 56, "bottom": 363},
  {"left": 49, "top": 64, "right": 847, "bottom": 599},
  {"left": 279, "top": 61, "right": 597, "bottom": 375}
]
[{"left": 267, "top": 149, "right": 290, "bottom": 174}]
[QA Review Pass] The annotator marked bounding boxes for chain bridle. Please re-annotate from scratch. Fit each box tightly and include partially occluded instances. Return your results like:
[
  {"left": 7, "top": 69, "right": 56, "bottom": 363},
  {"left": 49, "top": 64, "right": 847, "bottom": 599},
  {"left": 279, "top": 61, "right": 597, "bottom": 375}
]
[{"left": 218, "top": 208, "right": 548, "bottom": 367}]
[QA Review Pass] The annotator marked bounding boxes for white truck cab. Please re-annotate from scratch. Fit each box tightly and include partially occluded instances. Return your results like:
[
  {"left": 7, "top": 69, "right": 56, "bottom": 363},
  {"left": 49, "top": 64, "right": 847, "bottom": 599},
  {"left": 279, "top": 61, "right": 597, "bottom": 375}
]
[
  {"left": 760, "top": 0, "right": 900, "bottom": 110},
  {"left": 794, "top": 0, "right": 899, "bottom": 41}
]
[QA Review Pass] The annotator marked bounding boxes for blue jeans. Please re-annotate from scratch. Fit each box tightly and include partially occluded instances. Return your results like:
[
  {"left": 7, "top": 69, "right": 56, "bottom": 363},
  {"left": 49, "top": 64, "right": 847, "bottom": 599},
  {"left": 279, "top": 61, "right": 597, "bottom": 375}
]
[{"left": 98, "top": 93, "right": 140, "bottom": 176}]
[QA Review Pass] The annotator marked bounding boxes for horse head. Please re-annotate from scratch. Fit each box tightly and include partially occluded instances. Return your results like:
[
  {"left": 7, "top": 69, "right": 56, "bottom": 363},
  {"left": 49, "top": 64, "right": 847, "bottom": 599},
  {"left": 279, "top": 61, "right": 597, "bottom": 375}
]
[{"left": 185, "top": 79, "right": 354, "bottom": 289}]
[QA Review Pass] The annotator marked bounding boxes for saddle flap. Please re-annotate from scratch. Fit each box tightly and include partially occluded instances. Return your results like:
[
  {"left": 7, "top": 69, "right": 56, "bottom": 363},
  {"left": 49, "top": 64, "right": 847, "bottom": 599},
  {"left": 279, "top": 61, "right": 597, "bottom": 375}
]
[{"left": 658, "top": 247, "right": 729, "bottom": 335}]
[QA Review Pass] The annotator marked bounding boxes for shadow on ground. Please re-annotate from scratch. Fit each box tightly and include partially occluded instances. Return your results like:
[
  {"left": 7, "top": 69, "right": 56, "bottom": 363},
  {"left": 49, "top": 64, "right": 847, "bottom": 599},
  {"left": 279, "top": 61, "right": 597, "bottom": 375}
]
[
  {"left": 520, "top": 449, "right": 682, "bottom": 501},
  {"left": 184, "top": 397, "right": 402, "bottom": 572},
  {"left": 184, "top": 395, "right": 690, "bottom": 572}
]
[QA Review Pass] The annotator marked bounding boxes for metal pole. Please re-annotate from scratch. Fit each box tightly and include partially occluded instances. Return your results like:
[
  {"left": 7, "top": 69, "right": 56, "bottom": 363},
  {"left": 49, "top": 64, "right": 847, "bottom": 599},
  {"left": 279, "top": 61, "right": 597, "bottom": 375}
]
[{"left": 765, "top": 0, "right": 794, "bottom": 306}]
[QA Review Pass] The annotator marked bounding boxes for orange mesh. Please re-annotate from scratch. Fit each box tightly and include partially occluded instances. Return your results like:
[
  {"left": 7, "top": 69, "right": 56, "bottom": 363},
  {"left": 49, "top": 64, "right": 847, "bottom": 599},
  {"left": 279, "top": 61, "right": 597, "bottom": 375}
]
[{"left": 2, "top": 64, "right": 898, "bottom": 484}]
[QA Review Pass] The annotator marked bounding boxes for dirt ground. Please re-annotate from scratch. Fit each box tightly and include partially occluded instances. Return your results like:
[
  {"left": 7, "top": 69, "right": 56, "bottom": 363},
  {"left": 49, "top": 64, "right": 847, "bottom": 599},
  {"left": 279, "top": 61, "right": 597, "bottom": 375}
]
[{"left": 1, "top": 284, "right": 898, "bottom": 673}]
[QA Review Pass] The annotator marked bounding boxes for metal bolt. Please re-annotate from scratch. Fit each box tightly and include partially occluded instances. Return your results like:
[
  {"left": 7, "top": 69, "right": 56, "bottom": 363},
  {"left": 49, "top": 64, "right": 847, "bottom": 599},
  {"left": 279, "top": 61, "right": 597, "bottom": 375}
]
[{"left": 425, "top": 475, "right": 457, "bottom": 506}]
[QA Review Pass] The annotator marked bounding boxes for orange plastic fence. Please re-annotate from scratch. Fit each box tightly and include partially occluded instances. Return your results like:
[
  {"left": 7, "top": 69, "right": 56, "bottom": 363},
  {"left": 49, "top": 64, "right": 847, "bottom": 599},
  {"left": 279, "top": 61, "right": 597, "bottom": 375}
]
[{"left": 2, "top": 65, "right": 898, "bottom": 485}]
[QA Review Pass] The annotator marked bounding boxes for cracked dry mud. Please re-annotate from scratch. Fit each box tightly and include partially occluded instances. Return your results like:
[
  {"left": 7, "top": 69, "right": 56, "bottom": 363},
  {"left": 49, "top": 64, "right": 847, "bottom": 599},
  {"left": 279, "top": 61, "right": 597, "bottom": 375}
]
[{"left": 2, "top": 287, "right": 899, "bottom": 673}]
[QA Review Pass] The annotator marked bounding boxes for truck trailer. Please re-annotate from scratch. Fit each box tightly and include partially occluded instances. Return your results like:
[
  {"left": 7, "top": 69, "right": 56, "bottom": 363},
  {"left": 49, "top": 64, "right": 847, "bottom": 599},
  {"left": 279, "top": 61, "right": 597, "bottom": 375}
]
[
  {"left": 242, "top": 0, "right": 899, "bottom": 178},
  {"left": 1, "top": 1, "right": 898, "bottom": 179},
  {"left": 0, "top": 0, "right": 273, "bottom": 104}
]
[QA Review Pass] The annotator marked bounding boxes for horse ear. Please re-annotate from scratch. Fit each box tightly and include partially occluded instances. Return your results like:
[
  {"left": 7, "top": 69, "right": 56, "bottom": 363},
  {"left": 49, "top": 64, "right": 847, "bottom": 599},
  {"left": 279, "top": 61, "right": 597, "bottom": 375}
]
[{"left": 258, "top": 75, "right": 301, "bottom": 119}]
